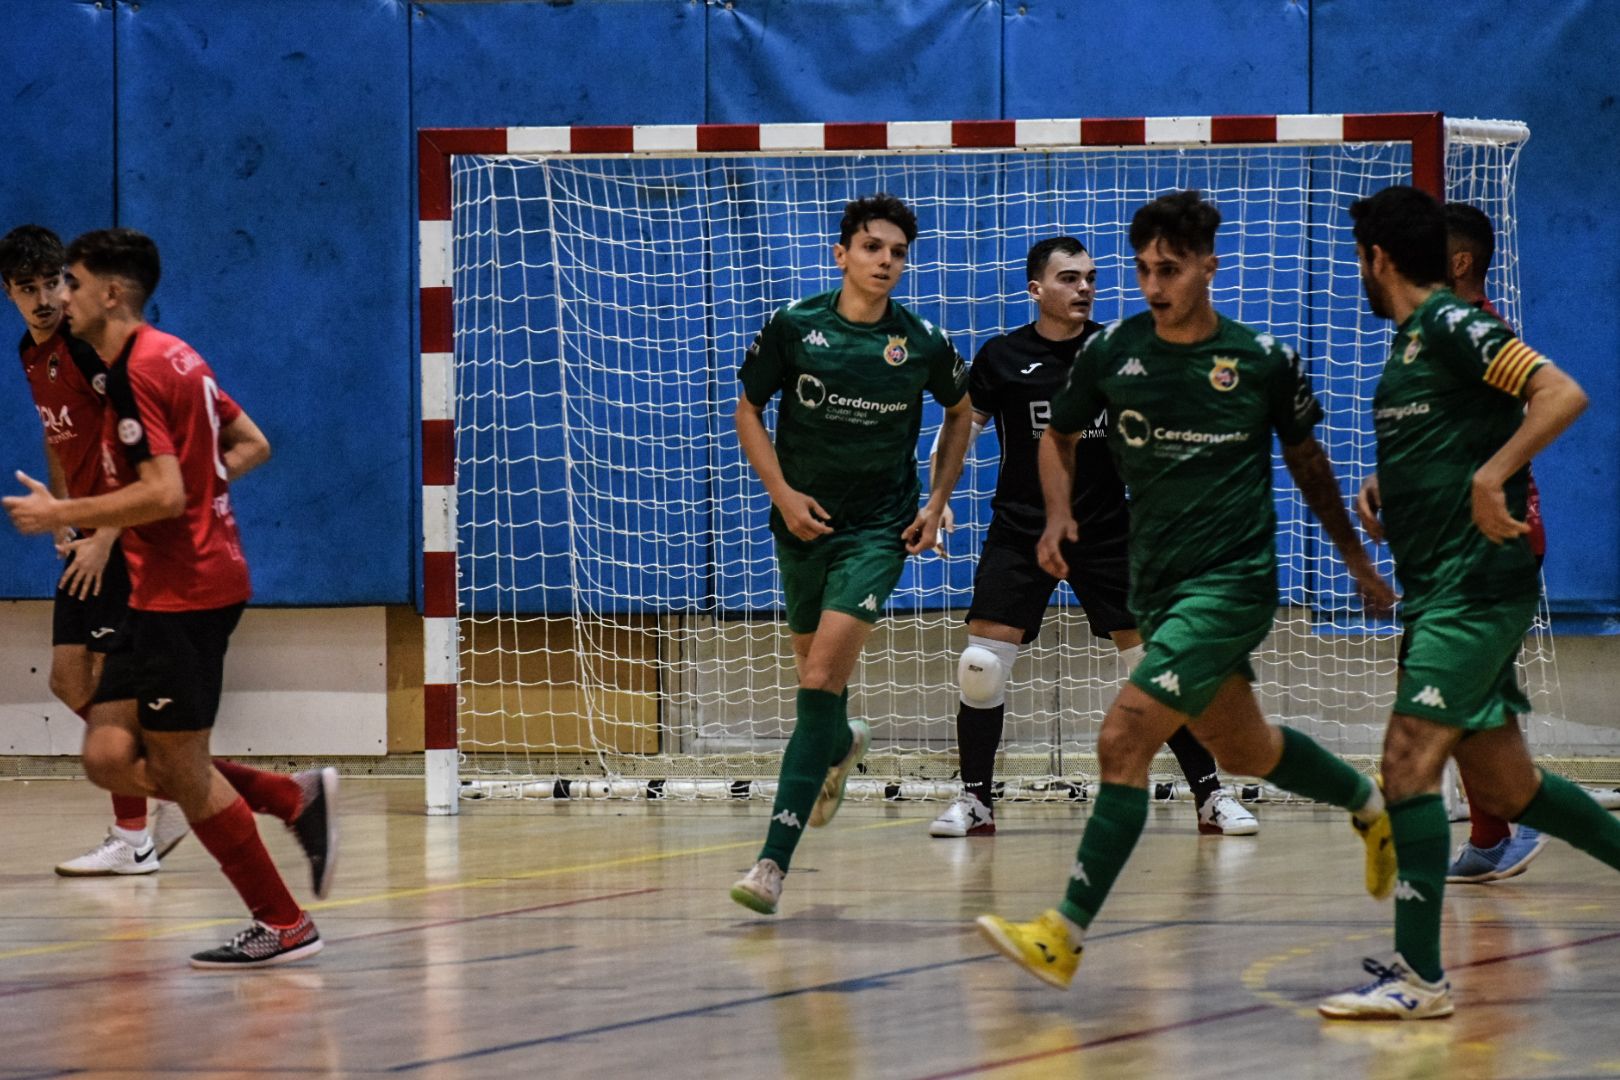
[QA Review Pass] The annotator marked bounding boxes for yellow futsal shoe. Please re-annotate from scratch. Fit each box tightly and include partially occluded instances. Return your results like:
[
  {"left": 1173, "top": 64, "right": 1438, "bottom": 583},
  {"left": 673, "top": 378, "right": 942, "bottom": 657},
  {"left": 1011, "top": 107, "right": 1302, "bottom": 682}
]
[
  {"left": 1352, "top": 789, "right": 1397, "bottom": 900},
  {"left": 975, "top": 909, "right": 1083, "bottom": 989}
]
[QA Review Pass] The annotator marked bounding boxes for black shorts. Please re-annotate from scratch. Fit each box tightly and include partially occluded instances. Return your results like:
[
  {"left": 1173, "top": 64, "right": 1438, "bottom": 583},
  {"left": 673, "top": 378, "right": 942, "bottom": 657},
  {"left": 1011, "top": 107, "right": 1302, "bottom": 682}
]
[
  {"left": 91, "top": 603, "right": 245, "bottom": 732},
  {"left": 965, "top": 523, "right": 1134, "bottom": 644},
  {"left": 51, "top": 538, "right": 133, "bottom": 654}
]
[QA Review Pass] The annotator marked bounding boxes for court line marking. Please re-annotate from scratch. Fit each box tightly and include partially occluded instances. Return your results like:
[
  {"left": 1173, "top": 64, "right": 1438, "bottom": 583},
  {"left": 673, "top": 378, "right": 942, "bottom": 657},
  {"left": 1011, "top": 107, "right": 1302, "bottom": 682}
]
[
  {"left": 382, "top": 921, "right": 1178, "bottom": 1072},
  {"left": 0, "top": 817, "right": 913, "bottom": 964}
]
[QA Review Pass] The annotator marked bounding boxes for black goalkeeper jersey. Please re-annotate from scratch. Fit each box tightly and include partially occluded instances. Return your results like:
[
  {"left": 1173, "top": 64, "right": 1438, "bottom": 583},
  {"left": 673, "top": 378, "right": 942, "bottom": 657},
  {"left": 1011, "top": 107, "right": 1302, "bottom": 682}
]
[{"left": 967, "top": 321, "right": 1128, "bottom": 541}]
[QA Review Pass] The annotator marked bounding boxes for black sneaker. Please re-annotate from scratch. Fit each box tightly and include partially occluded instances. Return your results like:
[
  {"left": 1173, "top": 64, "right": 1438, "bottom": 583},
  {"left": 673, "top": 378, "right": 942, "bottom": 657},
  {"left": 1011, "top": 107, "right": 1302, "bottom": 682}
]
[
  {"left": 190, "top": 913, "right": 322, "bottom": 969},
  {"left": 289, "top": 768, "right": 339, "bottom": 899}
]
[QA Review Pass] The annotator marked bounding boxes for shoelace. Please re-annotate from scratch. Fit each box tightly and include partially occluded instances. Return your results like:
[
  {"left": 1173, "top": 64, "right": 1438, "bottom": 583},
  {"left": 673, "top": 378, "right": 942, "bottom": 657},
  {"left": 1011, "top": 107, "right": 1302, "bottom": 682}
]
[
  {"left": 229, "top": 924, "right": 271, "bottom": 950},
  {"left": 1355, "top": 956, "right": 1404, "bottom": 990}
]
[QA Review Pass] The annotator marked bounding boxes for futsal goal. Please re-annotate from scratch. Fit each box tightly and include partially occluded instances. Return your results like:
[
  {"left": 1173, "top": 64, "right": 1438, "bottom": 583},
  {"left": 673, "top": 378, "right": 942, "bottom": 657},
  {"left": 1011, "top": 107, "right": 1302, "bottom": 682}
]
[{"left": 415, "top": 112, "right": 1610, "bottom": 815}]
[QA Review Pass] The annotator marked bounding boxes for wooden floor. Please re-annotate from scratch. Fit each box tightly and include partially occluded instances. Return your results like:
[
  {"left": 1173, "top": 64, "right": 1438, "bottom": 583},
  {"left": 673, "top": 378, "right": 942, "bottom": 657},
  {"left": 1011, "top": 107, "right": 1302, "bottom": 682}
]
[{"left": 2, "top": 780, "right": 1618, "bottom": 1079}]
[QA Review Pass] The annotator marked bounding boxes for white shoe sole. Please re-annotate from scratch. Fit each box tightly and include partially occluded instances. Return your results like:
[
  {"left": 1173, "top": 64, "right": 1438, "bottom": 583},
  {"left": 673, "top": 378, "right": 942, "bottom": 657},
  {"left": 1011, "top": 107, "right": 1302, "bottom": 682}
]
[{"left": 190, "top": 937, "right": 324, "bottom": 970}]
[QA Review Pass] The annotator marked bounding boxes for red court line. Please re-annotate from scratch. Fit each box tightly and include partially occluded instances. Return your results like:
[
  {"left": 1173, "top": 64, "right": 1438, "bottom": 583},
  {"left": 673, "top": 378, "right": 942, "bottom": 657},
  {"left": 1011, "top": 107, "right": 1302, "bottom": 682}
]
[
  {"left": 0, "top": 887, "right": 659, "bottom": 999},
  {"left": 907, "top": 927, "right": 1620, "bottom": 1080}
]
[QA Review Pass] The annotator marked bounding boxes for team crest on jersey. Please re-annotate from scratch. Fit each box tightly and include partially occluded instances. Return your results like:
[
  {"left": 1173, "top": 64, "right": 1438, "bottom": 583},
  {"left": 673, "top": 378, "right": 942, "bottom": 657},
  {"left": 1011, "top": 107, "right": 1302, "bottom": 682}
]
[
  {"left": 883, "top": 336, "right": 908, "bottom": 366},
  {"left": 1402, "top": 334, "right": 1423, "bottom": 365},
  {"left": 117, "top": 418, "right": 143, "bottom": 446},
  {"left": 796, "top": 373, "right": 827, "bottom": 409},
  {"left": 92, "top": 373, "right": 107, "bottom": 395},
  {"left": 47, "top": 357, "right": 59, "bottom": 382},
  {"left": 1209, "top": 357, "right": 1240, "bottom": 392}
]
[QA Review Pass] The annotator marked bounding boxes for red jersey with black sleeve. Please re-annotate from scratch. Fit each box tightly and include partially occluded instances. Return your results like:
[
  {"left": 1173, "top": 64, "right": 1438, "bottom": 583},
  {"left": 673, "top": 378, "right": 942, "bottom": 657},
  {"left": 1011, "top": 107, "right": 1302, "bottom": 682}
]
[
  {"left": 1475, "top": 298, "right": 1547, "bottom": 560},
  {"left": 100, "top": 326, "right": 251, "bottom": 611},
  {"left": 19, "top": 327, "right": 112, "bottom": 499}
]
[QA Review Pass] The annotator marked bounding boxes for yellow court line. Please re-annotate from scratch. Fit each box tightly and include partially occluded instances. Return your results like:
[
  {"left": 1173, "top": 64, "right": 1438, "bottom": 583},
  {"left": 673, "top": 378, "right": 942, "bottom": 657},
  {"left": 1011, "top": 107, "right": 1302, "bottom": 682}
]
[{"left": 0, "top": 813, "right": 919, "bottom": 963}]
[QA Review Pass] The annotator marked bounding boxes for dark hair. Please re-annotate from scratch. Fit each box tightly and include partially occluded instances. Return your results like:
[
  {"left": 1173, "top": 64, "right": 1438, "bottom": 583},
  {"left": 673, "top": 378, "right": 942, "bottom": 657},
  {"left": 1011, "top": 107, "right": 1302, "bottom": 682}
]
[
  {"left": 1128, "top": 190, "right": 1221, "bottom": 256},
  {"left": 1025, "top": 236, "right": 1090, "bottom": 283},
  {"left": 1348, "top": 186, "right": 1447, "bottom": 286},
  {"left": 0, "top": 225, "right": 66, "bottom": 286},
  {"left": 65, "top": 227, "right": 161, "bottom": 304},
  {"left": 838, "top": 193, "right": 918, "bottom": 247},
  {"left": 1444, "top": 202, "right": 1495, "bottom": 276}
]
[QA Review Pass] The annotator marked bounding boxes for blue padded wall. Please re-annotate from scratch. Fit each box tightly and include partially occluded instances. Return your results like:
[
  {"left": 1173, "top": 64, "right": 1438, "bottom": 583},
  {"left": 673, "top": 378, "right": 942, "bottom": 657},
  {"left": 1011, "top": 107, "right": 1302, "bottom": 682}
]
[
  {"left": 1313, "top": 0, "right": 1620, "bottom": 617},
  {"left": 110, "top": 0, "right": 413, "bottom": 604},
  {"left": 1, "top": 0, "right": 1615, "bottom": 622},
  {"left": 0, "top": 0, "right": 114, "bottom": 599}
]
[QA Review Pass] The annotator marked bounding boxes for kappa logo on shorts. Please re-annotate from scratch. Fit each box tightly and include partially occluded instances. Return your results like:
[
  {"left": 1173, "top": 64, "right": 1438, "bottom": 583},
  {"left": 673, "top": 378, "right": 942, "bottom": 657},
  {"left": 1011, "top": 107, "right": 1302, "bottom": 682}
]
[
  {"left": 772, "top": 809, "right": 802, "bottom": 829},
  {"left": 1151, "top": 671, "right": 1181, "bottom": 696},
  {"left": 1393, "top": 880, "right": 1426, "bottom": 902},
  {"left": 147, "top": 697, "right": 174, "bottom": 711},
  {"left": 1412, "top": 685, "right": 1447, "bottom": 709},
  {"left": 858, "top": 594, "right": 878, "bottom": 612}
]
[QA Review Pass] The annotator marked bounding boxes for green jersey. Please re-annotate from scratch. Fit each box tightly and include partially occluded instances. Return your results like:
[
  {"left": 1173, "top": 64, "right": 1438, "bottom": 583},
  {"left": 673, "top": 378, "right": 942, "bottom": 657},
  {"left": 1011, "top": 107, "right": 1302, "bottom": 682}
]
[
  {"left": 1373, "top": 288, "right": 1546, "bottom": 611},
  {"left": 1049, "top": 313, "right": 1322, "bottom": 613},
  {"left": 739, "top": 289, "right": 968, "bottom": 540}
]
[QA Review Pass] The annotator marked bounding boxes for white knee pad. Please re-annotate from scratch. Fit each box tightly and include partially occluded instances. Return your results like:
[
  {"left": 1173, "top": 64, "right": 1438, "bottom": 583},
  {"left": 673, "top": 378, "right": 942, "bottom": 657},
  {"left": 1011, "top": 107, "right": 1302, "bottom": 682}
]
[{"left": 958, "top": 636, "right": 1021, "bottom": 709}]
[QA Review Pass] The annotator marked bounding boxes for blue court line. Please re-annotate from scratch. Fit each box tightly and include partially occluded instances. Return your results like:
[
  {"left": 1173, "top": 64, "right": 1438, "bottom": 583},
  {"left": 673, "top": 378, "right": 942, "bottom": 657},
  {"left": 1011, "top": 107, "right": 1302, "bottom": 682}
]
[{"left": 384, "top": 921, "right": 1178, "bottom": 1072}]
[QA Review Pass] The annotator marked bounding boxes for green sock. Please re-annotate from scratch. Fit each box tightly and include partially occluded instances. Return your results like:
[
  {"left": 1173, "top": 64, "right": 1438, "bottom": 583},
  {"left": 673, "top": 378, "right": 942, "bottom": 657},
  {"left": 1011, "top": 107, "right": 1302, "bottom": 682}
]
[
  {"left": 1263, "top": 726, "right": 1374, "bottom": 812},
  {"left": 1517, "top": 770, "right": 1620, "bottom": 871},
  {"left": 760, "top": 688, "right": 844, "bottom": 871},
  {"left": 1390, "top": 794, "right": 1449, "bottom": 983},
  {"left": 1058, "top": 783, "right": 1149, "bottom": 930}
]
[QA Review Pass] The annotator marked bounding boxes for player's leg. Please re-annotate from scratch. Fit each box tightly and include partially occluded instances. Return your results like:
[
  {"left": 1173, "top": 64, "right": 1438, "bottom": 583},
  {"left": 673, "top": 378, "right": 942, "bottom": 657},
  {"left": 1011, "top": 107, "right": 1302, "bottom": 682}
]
[
  {"left": 65, "top": 695, "right": 165, "bottom": 876},
  {"left": 1449, "top": 717, "right": 1547, "bottom": 883}
]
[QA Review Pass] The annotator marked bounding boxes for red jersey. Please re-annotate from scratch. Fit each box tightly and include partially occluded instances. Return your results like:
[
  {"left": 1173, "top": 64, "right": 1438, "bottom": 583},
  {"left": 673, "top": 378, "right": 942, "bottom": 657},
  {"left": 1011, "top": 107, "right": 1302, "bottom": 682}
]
[
  {"left": 19, "top": 327, "right": 112, "bottom": 499},
  {"left": 101, "top": 326, "right": 251, "bottom": 611},
  {"left": 1474, "top": 298, "right": 1546, "bottom": 558}
]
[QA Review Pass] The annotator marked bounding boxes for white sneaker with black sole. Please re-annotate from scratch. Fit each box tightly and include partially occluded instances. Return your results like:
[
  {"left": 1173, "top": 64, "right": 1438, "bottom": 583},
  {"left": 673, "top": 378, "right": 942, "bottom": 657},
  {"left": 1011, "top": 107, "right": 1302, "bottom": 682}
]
[
  {"left": 928, "top": 793, "right": 995, "bottom": 837},
  {"left": 152, "top": 799, "right": 191, "bottom": 859},
  {"left": 56, "top": 830, "right": 160, "bottom": 876}
]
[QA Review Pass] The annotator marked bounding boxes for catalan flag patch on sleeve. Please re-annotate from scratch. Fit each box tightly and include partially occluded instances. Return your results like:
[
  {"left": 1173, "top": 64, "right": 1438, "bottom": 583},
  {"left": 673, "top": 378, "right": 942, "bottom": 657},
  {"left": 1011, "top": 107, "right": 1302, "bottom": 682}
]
[{"left": 1482, "top": 339, "right": 1546, "bottom": 397}]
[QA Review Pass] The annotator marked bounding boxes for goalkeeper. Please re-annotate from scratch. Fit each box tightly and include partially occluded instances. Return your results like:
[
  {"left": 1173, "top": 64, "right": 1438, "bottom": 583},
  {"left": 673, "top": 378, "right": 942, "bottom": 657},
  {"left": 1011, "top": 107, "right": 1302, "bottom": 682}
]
[{"left": 730, "top": 193, "right": 974, "bottom": 915}]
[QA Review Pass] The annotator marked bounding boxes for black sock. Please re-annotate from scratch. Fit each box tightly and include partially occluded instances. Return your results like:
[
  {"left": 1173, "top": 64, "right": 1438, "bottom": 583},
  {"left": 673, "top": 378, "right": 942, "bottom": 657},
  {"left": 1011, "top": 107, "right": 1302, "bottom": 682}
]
[
  {"left": 1166, "top": 726, "right": 1221, "bottom": 806},
  {"left": 957, "top": 702, "right": 1004, "bottom": 808}
]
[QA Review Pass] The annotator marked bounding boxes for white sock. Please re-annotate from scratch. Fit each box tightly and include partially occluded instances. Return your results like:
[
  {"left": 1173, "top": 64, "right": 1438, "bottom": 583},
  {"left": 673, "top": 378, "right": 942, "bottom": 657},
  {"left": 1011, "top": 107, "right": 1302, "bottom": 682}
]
[
  {"left": 1056, "top": 909, "right": 1086, "bottom": 946},
  {"left": 1117, "top": 643, "right": 1146, "bottom": 675},
  {"left": 1352, "top": 780, "right": 1386, "bottom": 823},
  {"left": 112, "top": 824, "right": 149, "bottom": 846}
]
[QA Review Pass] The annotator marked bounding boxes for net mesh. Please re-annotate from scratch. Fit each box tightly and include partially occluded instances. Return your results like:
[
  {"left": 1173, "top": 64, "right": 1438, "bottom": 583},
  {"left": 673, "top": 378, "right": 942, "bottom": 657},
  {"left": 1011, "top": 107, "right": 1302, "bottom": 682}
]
[{"left": 444, "top": 120, "right": 1606, "bottom": 800}]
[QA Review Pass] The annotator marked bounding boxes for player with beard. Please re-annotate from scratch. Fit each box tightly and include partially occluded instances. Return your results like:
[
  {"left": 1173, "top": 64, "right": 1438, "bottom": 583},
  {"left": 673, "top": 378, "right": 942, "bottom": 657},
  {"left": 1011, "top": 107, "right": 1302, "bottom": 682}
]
[{"left": 928, "top": 237, "right": 1257, "bottom": 839}]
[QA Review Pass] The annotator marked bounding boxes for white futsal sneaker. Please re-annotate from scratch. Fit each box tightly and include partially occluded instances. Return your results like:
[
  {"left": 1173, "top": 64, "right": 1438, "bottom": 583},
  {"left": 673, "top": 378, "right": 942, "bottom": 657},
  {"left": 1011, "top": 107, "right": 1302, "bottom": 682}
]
[
  {"left": 729, "top": 858, "right": 785, "bottom": 915},
  {"left": 928, "top": 793, "right": 996, "bottom": 837},
  {"left": 55, "top": 830, "right": 160, "bottom": 876},
  {"left": 1318, "top": 955, "right": 1454, "bottom": 1020},
  {"left": 1197, "top": 789, "right": 1259, "bottom": 836},
  {"left": 808, "top": 718, "right": 870, "bottom": 828},
  {"left": 152, "top": 799, "right": 191, "bottom": 859}
]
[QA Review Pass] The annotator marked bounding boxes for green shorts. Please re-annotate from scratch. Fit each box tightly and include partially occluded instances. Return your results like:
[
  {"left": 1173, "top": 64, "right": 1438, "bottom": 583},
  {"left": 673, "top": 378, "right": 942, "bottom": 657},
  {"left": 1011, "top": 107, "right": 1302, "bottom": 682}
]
[
  {"left": 776, "top": 528, "right": 907, "bottom": 635},
  {"left": 1130, "top": 585, "right": 1277, "bottom": 718},
  {"left": 1395, "top": 595, "right": 1536, "bottom": 730}
]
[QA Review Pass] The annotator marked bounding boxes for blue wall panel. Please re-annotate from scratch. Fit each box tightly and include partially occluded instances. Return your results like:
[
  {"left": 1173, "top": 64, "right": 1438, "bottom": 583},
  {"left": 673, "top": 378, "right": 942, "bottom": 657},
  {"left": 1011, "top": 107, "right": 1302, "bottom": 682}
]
[
  {"left": 1004, "top": 0, "right": 1309, "bottom": 118},
  {"left": 412, "top": 0, "right": 707, "bottom": 128},
  {"left": 0, "top": 0, "right": 115, "bottom": 599},
  {"left": 114, "top": 0, "right": 412, "bottom": 604},
  {"left": 1313, "top": 0, "right": 1620, "bottom": 613},
  {"left": 707, "top": 0, "right": 1002, "bottom": 124}
]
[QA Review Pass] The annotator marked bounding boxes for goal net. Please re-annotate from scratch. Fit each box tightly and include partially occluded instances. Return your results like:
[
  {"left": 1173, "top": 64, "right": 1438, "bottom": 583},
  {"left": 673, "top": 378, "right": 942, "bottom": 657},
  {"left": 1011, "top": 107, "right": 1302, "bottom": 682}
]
[{"left": 422, "top": 114, "right": 1605, "bottom": 807}]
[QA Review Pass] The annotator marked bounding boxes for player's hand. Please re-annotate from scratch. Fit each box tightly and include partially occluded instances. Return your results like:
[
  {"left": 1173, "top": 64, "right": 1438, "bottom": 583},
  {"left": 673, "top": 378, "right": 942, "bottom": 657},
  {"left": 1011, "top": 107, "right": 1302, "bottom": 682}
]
[
  {"left": 1037, "top": 516, "right": 1079, "bottom": 578},
  {"left": 59, "top": 529, "right": 116, "bottom": 600},
  {"left": 1345, "top": 553, "right": 1397, "bottom": 619},
  {"left": 902, "top": 503, "right": 945, "bottom": 555},
  {"left": 775, "top": 489, "right": 833, "bottom": 542},
  {"left": 3, "top": 471, "right": 60, "bottom": 536},
  {"left": 1471, "top": 471, "right": 1531, "bottom": 545},
  {"left": 53, "top": 525, "right": 75, "bottom": 558},
  {"left": 1355, "top": 473, "right": 1384, "bottom": 543}
]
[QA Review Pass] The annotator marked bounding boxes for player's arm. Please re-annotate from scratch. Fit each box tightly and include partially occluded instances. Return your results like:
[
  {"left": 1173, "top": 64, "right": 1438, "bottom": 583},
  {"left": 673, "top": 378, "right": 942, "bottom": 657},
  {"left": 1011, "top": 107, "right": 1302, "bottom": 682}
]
[
  {"left": 905, "top": 393, "right": 975, "bottom": 554},
  {"left": 1035, "top": 426, "right": 1081, "bottom": 578},
  {"left": 926, "top": 409, "right": 987, "bottom": 539},
  {"left": 41, "top": 440, "right": 74, "bottom": 555},
  {"left": 221, "top": 409, "right": 272, "bottom": 481},
  {"left": 1471, "top": 361, "right": 1587, "bottom": 543},
  {"left": 5, "top": 454, "right": 184, "bottom": 534},
  {"left": 1282, "top": 436, "right": 1394, "bottom": 616},
  {"left": 734, "top": 394, "right": 831, "bottom": 542}
]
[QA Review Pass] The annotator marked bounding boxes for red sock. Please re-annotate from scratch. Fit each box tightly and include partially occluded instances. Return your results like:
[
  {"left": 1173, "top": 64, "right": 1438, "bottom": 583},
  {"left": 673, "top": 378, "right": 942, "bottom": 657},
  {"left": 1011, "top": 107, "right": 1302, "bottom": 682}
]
[
  {"left": 1462, "top": 774, "right": 1512, "bottom": 847},
  {"left": 212, "top": 759, "right": 303, "bottom": 823},
  {"left": 112, "top": 795, "right": 148, "bottom": 830},
  {"left": 190, "top": 797, "right": 302, "bottom": 927}
]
